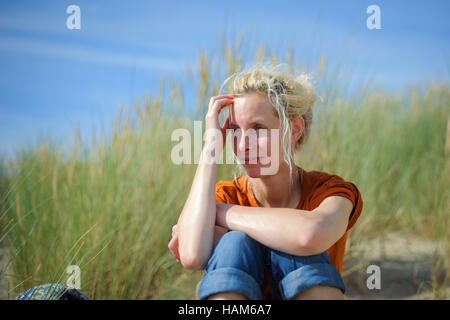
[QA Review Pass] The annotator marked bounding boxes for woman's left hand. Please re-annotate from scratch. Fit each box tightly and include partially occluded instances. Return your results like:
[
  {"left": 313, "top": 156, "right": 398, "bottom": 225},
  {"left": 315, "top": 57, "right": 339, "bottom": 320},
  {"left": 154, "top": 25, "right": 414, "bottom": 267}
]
[
  {"left": 168, "top": 225, "right": 180, "bottom": 262},
  {"left": 169, "top": 220, "right": 231, "bottom": 263}
]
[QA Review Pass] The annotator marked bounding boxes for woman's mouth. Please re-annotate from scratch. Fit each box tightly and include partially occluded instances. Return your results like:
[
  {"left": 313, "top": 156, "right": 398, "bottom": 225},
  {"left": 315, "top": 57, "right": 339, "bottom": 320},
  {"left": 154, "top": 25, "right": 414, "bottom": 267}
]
[{"left": 244, "top": 157, "right": 261, "bottom": 164}]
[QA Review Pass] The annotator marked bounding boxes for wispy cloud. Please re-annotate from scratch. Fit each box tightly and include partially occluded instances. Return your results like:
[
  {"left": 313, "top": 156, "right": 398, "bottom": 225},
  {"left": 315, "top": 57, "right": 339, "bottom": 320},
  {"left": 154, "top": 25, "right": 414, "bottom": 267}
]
[{"left": 0, "top": 35, "right": 186, "bottom": 72}]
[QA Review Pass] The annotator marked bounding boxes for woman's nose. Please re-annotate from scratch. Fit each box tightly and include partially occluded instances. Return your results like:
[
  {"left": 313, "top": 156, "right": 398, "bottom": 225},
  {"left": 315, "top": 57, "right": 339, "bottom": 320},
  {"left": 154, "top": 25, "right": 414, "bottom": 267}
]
[{"left": 237, "top": 130, "right": 258, "bottom": 154}]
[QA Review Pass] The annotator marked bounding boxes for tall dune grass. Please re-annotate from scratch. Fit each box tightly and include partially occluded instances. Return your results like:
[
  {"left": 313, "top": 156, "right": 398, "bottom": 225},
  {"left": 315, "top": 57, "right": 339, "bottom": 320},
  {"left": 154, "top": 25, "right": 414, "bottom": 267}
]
[{"left": 0, "top": 32, "right": 449, "bottom": 299}]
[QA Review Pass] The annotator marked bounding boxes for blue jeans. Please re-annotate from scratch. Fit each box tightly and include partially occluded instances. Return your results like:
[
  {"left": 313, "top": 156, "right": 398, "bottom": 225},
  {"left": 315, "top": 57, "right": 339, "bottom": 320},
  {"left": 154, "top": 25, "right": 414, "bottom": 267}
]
[{"left": 197, "top": 231, "right": 346, "bottom": 300}]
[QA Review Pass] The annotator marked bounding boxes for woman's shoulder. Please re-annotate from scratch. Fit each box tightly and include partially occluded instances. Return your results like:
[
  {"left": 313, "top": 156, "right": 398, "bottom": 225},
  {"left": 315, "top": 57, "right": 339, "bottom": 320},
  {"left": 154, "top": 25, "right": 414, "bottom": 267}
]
[
  {"left": 301, "top": 167, "right": 363, "bottom": 229},
  {"left": 302, "top": 168, "right": 361, "bottom": 198},
  {"left": 301, "top": 168, "right": 350, "bottom": 189}
]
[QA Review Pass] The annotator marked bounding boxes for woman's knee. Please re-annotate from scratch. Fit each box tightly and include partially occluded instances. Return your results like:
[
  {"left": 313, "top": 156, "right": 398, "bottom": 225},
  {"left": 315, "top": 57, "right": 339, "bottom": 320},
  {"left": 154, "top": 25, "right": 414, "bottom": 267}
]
[
  {"left": 197, "top": 231, "right": 265, "bottom": 300},
  {"left": 217, "top": 230, "right": 257, "bottom": 248},
  {"left": 205, "top": 231, "right": 264, "bottom": 279},
  {"left": 213, "top": 231, "right": 261, "bottom": 260}
]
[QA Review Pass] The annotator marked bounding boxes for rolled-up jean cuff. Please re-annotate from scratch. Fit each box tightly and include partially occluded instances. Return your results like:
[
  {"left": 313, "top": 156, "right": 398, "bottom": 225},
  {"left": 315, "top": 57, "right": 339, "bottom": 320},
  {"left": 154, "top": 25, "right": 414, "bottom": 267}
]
[
  {"left": 198, "top": 267, "right": 264, "bottom": 300},
  {"left": 280, "top": 263, "right": 346, "bottom": 300}
]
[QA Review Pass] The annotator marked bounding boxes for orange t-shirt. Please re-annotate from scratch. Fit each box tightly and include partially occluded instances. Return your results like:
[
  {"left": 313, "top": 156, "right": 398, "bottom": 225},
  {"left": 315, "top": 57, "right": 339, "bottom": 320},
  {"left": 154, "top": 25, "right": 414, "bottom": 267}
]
[{"left": 214, "top": 165, "right": 363, "bottom": 299}]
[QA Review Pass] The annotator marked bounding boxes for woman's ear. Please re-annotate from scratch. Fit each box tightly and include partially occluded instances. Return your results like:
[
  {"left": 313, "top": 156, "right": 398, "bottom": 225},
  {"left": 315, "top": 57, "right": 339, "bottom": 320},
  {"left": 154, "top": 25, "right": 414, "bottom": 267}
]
[{"left": 291, "top": 117, "right": 305, "bottom": 144}]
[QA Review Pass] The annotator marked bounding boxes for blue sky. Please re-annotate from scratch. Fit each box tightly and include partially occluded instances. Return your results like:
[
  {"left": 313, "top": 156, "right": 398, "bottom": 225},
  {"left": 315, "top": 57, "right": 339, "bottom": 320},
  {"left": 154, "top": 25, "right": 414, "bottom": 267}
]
[{"left": 0, "top": 0, "right": 449, "bottom": 157}]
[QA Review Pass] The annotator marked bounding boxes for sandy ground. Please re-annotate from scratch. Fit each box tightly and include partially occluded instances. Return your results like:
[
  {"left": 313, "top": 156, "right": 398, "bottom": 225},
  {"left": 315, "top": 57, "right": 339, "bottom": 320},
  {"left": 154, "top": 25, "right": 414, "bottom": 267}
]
[
  {"left": 343, "top": 231, "right": 449, "bottom": 300},
  {"left": 1, "top": 231, "right": 448, "bottom": 300}
]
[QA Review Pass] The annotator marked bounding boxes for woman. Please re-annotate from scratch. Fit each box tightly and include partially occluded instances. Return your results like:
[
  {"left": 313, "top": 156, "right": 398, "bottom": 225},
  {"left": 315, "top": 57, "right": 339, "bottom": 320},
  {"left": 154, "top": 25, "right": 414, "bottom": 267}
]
[{"left": 168, "top": 64, "right": 363, "bottom": 300}]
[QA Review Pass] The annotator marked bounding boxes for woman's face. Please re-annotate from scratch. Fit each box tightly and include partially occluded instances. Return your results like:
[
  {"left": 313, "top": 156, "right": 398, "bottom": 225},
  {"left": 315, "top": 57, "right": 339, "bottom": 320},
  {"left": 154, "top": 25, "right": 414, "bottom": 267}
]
[{"left": 229, "top": 92, "right": 284, "bottom": 177}]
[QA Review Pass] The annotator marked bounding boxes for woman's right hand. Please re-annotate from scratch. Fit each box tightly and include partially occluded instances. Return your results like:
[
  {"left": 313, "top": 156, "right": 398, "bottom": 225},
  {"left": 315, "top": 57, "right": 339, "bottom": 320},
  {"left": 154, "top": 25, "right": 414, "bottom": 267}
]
[{"left": 204, "top": 94, "right": 234, "bottom": 151}]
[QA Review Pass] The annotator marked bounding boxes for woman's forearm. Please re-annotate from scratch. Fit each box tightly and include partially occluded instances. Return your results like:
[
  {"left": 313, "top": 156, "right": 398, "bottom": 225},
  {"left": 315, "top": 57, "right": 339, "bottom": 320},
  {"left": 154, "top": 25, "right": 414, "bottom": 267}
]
[
  {"left": 215, "top": 203, "right": 324, "bottom": 256},
  {"left": 177, "top": 145, "right": 218, "bottom": 270}
]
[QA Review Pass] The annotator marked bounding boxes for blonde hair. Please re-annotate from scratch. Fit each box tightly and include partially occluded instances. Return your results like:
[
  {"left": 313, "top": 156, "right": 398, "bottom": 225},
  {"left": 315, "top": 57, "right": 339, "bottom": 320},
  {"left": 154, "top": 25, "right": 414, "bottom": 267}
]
[{"left": 219, "top": 62, "right": 317, "bottom": 187}]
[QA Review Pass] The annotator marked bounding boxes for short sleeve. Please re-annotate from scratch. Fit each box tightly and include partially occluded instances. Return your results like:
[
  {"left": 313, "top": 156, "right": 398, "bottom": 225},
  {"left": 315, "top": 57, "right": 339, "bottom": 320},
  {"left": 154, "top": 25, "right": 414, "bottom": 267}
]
[
  {"left": 215, "top": 181, "right": 236, "bottom": 204},
  {"left": 309, "top": 175, "right": 363, "bottom": 231}
]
